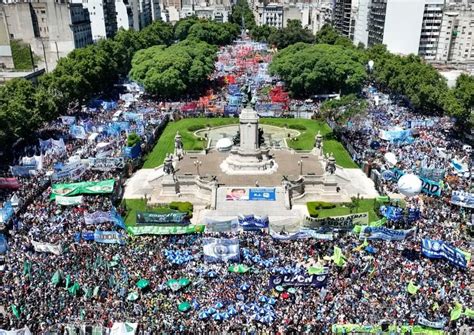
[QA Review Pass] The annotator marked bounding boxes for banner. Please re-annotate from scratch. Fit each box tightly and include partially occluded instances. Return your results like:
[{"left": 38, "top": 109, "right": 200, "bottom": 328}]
[
  {"left": 303, "top": 213, "right": 368, "bottom": 231},
  {"left": 69, "top": 125, "right": 87, "bottom": 139},
  {"left": 84, "top": 211, "right": 111, "bottom": 225},
  {"left": 50, "top": 179, "right": 115, "bottom": 199},
  {"left": 0, "top": 327, "right": 32, "bottom": 335},
  {"left": 392, "top": 168, "right": 441, "bottom": 196},
  {"left": 89, "top": 157, "right": 125, "bottom": 171},
  {"left": 450, "top": 191, "right": 474, "bottom": 209},
  {"left": 0, "top": 202, "right": 14, "bottom": 224},
  {"left": 360, "top": 226, "right": 414, "bottom": 241},
  {"left": 226, "top": 188, "right": 276, "bottom": 201},
  {"left": 32, "top": 241, "right": 62, "bottom": 255},
  {"left": 0, "top": 178, "right": 20, "bottom": 189},
  {"left": 10, "top": 165, "right": 36, "bottom": 177},
  {"left": 51, "top": 162, "right": 87, "bottom": 181},
  {"left": 270, "top": 230, "right": 333, "bottom": 241},
  {"left": 269, "top": 273, "right": 328, "bottom": 288},
  {"left": 203, "top": 238, "right": 240, "bottom": 262},
  {"left": 205, "top": 218, "right": 238, "bottom": 232},
  {"left": 379, "top": 128, "right": 413, "bottom": 144},
  {"left": 136, "top": 212, "right": 188, "bottom": 225},
  {"left": 422, "top": 239, "right": 467, "bottom": 268},
  {"left": 332, "top": 324, "right": 443, "bottom": 334},
  {"left": 238, "top": 215, "right": 269, "bottom": 230},
  {"left": 55, "top": 195, "right": 83, "bottom": 206},
  {"left": 94, "top": 231, "right": 125, "bottom": 245},
  {"left": 60, "top": 116, "right": 76, "bottom": 125},
  {"left": 127, "top": 225, "right": 205, "bottom": 236},
  {"left": 417, "top": 315, "right": 446, "bottom": 329}
]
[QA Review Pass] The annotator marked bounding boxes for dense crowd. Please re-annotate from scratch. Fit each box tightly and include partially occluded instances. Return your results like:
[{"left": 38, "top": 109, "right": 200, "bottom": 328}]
[{"left": 0, "top": 41, "right": 472, "bottom": 334}]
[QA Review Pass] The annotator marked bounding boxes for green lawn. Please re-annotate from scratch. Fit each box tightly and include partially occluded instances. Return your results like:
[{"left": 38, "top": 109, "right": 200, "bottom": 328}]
[
  {"left": 307, "top": 199, "right": 380, "bottom": 222},
  {"left": 122, "top": 199, "right": 175, "bottom": 226},
  {"left": 143, "top": 117, "right": 357, "bottom": 168}
]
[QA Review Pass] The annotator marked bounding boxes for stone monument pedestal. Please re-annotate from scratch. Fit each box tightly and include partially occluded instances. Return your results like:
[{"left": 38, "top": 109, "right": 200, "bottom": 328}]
[{"left": 220, "top": 106, "right": 277, "bottom": 175}]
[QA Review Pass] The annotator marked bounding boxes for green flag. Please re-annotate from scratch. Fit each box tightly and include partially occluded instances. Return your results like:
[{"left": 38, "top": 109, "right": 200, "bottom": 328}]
[
  {"left": 308, "top": 266, "right": 326, "bottom": 275},
  {"left": 406, "top": 281, "right": 420, "bottom": 295},
  {"left": 23, "top": 260, "right": 31, "bottom": 276},
  {"left": 10, "top": 305, "right": 20, "bottom": 320},
  {"left": 68, "top": 282, "right": 80, "bottom": 296},
  {"left": 136, "top": 278, "right": 150, "bottom": 289},
  {"left": 465, "top": 307, "right": 474, "bottom": 318},
  {"left": 450, "top": 302, "right": 463, "bottom": 321},
  {"left": 370, "top": 217, "right": 387, "bottom": 227},
  {"left": 228, "top": 264, "right": 250, "bottom": 273},
  {"left": 80, "top": 309, "right": 86, "bottom": 320},
  {"left": 333, "top": 246, "right": 346, "bottom": 267},
  {"left": 51, "top": 270, "right": 62, "bottom": 285},
  {"left": 352, "top": 225, "right": 362, "bottom": 234},
  {"left": 65, "top": 274, "right": 71, "bottom": 289},
  {"left": 178, "top": 278, "right": 191, "bottom": 287}
]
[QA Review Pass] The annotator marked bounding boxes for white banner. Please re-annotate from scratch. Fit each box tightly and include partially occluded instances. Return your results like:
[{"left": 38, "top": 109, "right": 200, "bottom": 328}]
[
  {"left": 32, "top": 241, "right": 63, "bottom": 255},
  {"left": 55, "top": 195, "right": 83, "bottom": 206},
  {"left": 0, "top": 327, "right": 32, "bottom": 335},
  {"left": 110, "top": 322, "right": 138, "bottom": 335}
]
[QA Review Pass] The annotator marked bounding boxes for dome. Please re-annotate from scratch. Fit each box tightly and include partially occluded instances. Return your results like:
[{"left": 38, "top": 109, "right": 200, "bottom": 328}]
[{"left": 216, "top": 138, "right": 233, "bottom": 152}]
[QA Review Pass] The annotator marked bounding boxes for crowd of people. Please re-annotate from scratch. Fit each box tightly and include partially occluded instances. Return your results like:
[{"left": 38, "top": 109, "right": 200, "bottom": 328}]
[{"left": 0, "top": 40, "right": 472, "bottom": 334}]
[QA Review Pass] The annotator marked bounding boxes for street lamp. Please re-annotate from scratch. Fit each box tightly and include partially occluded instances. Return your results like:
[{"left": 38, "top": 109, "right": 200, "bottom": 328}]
[
  {"left": 297, "top": 160, "right": 303, "bottom": 176},
  {"left": 193, "top": 160, "right": 202, "bottom": 176}
]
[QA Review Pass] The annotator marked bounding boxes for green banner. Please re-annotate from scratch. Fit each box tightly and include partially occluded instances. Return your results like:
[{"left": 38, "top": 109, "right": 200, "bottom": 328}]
[
  {"left": 50, "top": 179, "right": 115, "bottom": 199},
  {"left": 332, "top": 324, "right": 444, "bottom": 334},
  {"left": 127, "top": 225, "right": 205, "bottom": 236},
  {"left": 136, "top": 212, "right": 188, "bottom": 225},
  {"left": 56, "top": 195, "right": 83, "bottom": 206}
]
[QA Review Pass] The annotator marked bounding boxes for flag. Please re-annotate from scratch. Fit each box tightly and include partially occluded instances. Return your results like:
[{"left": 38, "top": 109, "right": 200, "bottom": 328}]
[
  {"left": 10, "top": 305, "right": 20, "bottom": 320},
  {"left": 457, "top": 248, "right": 471, "bottom": 263},
  {"left": 370, "top": 217, "right": 387, "bottom": 227},
  {"left": 80, "top": 309, "right": 86, "bottom": 320},
  {"left": 465, "top": 307, "right": 474, "bottom": 318},
  {"left": 65, "top": 274, "right": 71, "bottom": 289},
  {"left": 450, "top": 302, "right": 463, "bottom": 321},
  {"left": 93, "top": 286, "right": 100, "bottom": 297},
  {"left": 406, "top": 281, "right": 419, "bottom": 295},
  {"left": 51, "top": 270, "right": 62, "bottom": 285},
  {"left": 23, "top": 260, "right": 31, "bottom": 276},
  {"left": 68, "top": 282, "right": 80, "bottom": 296},
  {"left": 228, "top": 264, "right": 250, "bottom": 273},
  {"left": 308, "top": 266, "right": 326, "bottom": 275},
  {"left": 136, "top": 278, "right": 150, "bottom": 289},
  {"left": 353, "top": 239, "right": 368, "bottom": 252},
  {"left": 333, "top": 246, "right": 346, "bottom": 267}
]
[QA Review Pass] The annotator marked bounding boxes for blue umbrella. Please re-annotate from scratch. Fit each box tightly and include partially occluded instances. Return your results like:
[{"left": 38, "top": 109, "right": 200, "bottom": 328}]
[
  {"left": 207, "top": 271, "right": 217, "bottom": 278},
  {"left": 236, "top": 293, "right": 245, "bottom": 301},
  {"left": 228, "top": 306, "right": 238, "bottom": 315},
  {"left": 259, "top": 296, "right": 268, "bottom": 303},
  {"left": 222, "top": 312, "right": 230, "bottom": 320},
  {"left": 268, "top": 297, "right": 276, "bottom": 305},
  {"left": 213, "top": 313, "right": 223, "bottom": 321},
  {"left": 215, "top": 301, "right": 224, "bottom": 309},
  {"left": 198, "top": 311, "right": 209, "bottom": 319},
  {"left": 207, "top": 307, "right": 217, "bottom": 315},
  {"left": 240, "top": 283, "right": 250, "bottom": 291}
]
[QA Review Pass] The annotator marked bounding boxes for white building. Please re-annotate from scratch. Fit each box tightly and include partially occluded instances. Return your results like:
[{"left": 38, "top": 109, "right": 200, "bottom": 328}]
[
  {"left": 180, "top": 3, "right": 230, "bottom": 22},
  {"left": 255, "top": 3, "right": 284, "bottom": 28},
  {"left": 367, "top": 0, "right": 445, "bottom": 57},
  {"left": 72, "top": 0, "right": 117, "bottom": 40},
  {"left": 116, "top": 0, "right": 134, "bottom": 29},
  {"left": 353, "top": 0, "right": 370, "bottom": 47},
  {"left": 1, "top": 0, "right": 93, "bottom": 70},
  {"left": 435, "top": 7, "right": 474, "bottom": 62}
]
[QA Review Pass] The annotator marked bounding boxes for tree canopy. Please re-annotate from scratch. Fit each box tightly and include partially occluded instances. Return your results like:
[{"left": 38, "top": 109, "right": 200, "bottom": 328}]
[
  {"left": 129, "top": 40, "right": 217, "bottom": 98},
  {"left": 267, "top": 20, "right": 315, "bottom": 50},
  {"left": 270, "top": 43, "right": 367, "bottom": 97}
]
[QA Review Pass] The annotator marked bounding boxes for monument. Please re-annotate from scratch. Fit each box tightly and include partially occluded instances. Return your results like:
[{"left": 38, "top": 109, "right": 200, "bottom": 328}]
[{"left": 220, "top": 105, "right": 277, "bottom": 175}]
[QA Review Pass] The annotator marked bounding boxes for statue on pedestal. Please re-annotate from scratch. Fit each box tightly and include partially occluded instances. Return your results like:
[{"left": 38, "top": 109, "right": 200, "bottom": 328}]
[
  {"left": 174, "top": 131, "right": 184, "bottom": 160},
  {"left": 325, "top": 153, "right": 336, "bottom": 175},
  {"left": 315, "top": 131, "right": 323, "bottom": 149},
  {"left": 163, "top": 154, "right": 175, "bottom": 175}
]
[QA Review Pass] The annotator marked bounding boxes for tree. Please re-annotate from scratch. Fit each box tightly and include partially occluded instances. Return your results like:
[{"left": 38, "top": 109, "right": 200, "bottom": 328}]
[
  {"left": 250, "top": 25, "right": 277, "bottom": 43},
  {"left": 270, "top": 43, "right": 367, "bottom": 97},
  {"left": 186, "top": 21, "right": 240, "bottom": 46},
  {"left": 314, "top": 24, "right": 340, "bottom": 45},
  {"left": 174, "top": 17, "right": 200, "bottom": 41},
  {"left": 229, "top": 0, "right": 256, "bottom": 31},
  {"left": 454, "top": 74, "right": 474, "bottom": 113},
  {"left": 129, "top": 40, "right": 217, "bottom": 98},
  {"left": 267, "top": 20, "right": 314, "bottom": 49}
]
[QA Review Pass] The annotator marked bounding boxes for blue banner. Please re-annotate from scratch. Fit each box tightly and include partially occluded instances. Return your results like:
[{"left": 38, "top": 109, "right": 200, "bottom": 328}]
[
  {"left": 421, "top": 239, "right": 467, "bottom": 268},
  {"left": 81, "top": 231, "right": 95, "bottom": 241},
  {"left": 360, "top": 226, "right": 414, "bottom": 241},
  {"left": 123, "top": 143, "right": 141, "bottom": 159},
  {"left": 205, "top": 218, "right": 239, "bottom": 232},
  {"left": 69, "top": 125, "right": 87, "bottom": 139},
  {"left": 392, "top": 168, "right": 441, "bottom": 196},
  {"left": 451, "top": 191, "right": 474, "bottom": 209},
  {"left": 0, "top": 202, "right": 14, "bottom": 224},
  {"left": 238, "top": 215, "right": 269, "bottom": 231},
  {"left": 380, "top": 206, "right": 404, "bottom": 222},
  {"left": 10, "top": 165, "right": 35, "bottom": 177},
  {"left": 380, "top": 129, "right": 413, "bottom": 144},
  {"left": 203, "top": 238, "right": 240, "bottom": 262},
  {"left": 249, "top": 188, "right": 276, "bottom": 201},
  {"left": 94, "top": 231, "right": 125, "bottom": 245}
]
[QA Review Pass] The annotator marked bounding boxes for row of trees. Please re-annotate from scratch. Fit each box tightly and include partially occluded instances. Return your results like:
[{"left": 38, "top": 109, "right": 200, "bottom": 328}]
[
  {"left": 0, "top": 18, "right": 240, "bottom": 149},
  {"left": 269, "top": 25, "right": 472, "bottom": 127}
]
